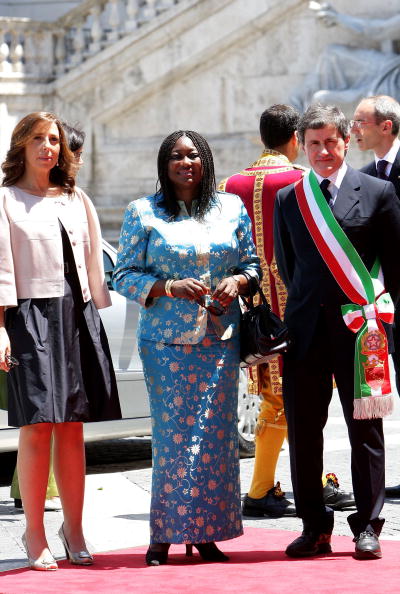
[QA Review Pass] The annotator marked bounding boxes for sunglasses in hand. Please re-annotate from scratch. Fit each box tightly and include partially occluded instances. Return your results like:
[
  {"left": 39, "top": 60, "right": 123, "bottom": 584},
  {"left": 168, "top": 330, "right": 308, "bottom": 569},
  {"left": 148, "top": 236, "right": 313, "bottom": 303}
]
[
  {"left": 197, "top": 296, "right": 227, "bottom": 316},
  {"left": 5, "top": 354, "right": 19, "bottom": 370}
]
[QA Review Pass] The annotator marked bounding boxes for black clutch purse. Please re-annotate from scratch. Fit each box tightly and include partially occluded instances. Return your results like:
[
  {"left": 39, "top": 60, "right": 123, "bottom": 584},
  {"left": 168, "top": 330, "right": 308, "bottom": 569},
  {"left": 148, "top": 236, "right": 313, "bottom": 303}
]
[{"left": 239, "top": 275, "right": 291, "bottom": 367}]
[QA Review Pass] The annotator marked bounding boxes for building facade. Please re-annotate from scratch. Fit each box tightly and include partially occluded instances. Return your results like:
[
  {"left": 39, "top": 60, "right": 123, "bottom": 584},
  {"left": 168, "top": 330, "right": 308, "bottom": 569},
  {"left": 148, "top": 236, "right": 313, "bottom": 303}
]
[{"left": 0, "top": 0, "right": 397, "bottom": 242}]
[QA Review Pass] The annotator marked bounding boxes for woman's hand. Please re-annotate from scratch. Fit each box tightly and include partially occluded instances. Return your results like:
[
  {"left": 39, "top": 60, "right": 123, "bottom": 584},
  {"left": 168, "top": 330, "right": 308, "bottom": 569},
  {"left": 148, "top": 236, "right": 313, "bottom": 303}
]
[
  {"left": 170, "top": 278, "right": 209, "bottom": 301},
  {"left": 211, "top": 276, "right": 241, "bottom": 308},
  {"left": 0, "top": 327, "right": 11, "bottom": 372}
]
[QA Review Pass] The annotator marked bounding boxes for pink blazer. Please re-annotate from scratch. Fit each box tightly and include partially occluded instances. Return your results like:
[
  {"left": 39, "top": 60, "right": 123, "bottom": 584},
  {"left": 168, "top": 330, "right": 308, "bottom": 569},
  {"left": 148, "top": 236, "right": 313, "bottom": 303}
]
[{"left": 0, "top": 185, "right": 111, "bottom": 309}]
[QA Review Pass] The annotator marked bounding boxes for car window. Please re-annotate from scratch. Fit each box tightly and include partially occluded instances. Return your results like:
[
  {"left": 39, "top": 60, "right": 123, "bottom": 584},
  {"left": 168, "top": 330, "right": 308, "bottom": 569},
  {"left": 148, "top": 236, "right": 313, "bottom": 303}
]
[{"left": 103, "top": 251, "right": 114, "bottom": 290}]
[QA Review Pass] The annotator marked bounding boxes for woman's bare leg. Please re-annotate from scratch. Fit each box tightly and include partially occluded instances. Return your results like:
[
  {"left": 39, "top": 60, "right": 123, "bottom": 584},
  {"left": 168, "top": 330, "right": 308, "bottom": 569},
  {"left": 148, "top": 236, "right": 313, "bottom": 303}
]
[
  {"left": 18, "top": 423, "right": 53, "bottom": 559},
  {"left": 53, "top": 422, "right": 88, "bottom": 551}
]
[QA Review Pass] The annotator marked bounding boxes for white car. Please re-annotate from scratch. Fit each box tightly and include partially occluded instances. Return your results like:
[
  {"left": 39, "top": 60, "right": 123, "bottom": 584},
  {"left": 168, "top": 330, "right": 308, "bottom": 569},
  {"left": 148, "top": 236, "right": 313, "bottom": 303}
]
[{"left": 0, "top": 241, "right": 259, "bottom": 454}]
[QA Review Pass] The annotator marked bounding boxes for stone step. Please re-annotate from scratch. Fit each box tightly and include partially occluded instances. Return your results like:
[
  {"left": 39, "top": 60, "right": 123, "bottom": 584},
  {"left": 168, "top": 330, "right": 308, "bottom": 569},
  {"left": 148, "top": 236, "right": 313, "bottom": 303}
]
[
  {"left": 97, "top": 205, "right": 126, "bottom": 248},
  {"left": 102, "top": 230, "right": 120, "bottom": 249}
]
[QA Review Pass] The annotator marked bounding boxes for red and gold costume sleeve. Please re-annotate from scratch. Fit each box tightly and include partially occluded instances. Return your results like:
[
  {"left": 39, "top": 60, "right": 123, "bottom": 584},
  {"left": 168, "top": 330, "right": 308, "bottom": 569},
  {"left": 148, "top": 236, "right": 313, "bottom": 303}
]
[{"left": 219, "top": 154, "right": 303, "bottom": 394}]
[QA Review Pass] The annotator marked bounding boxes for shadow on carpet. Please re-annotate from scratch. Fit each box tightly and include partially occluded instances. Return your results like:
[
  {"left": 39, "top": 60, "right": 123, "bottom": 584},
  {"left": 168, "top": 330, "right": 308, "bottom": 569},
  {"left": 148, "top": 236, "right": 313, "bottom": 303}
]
[{"left": 1, "top": 528, "right": 399, "bottom": 593}]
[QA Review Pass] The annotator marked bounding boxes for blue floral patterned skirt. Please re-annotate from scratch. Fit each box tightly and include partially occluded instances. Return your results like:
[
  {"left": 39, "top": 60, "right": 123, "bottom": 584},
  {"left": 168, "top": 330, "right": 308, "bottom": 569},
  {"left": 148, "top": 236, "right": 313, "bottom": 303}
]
[{"left": 138, "top": 324, "right": 243, "bottom": 544}]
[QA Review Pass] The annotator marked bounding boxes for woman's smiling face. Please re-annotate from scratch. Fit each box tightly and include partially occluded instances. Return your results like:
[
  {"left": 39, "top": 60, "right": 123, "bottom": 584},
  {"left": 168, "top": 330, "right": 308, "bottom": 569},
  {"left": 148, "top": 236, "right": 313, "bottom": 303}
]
[
  {"left": 24, "top": 121, "right": 60, "bottom": 174},
  {"left": 167, "top": 135, "right": 203, "bottom": 193}
]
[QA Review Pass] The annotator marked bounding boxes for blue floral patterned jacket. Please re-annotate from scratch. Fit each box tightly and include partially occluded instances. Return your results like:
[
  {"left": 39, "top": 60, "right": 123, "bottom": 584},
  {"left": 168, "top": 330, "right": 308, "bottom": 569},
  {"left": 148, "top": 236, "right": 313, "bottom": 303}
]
[{"left": 112, "top": 191, "right": 261, "bottom": 343}]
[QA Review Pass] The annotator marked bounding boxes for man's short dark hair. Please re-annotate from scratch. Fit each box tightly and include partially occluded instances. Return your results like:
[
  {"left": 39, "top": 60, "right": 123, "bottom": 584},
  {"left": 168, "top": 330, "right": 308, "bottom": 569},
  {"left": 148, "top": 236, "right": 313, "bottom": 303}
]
[
  {"left": 298, "top": 103, "right": 350, "bottom": 145},
  {"left": 259, "top": 104, "right": 300, "bottom": 149},
  {"left": 367, "top": 95, "right": 400, "bottom": 136}
]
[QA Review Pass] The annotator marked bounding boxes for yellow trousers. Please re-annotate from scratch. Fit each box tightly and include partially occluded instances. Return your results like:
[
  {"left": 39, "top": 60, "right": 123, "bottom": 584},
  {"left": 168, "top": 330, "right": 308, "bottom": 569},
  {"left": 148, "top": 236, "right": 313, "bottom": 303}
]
[
  {"left": 248, "top": 363, "right": 287, "bottom": 498},
  {"left": 10, "top": 440, "right": 59, "bottom": 500}
]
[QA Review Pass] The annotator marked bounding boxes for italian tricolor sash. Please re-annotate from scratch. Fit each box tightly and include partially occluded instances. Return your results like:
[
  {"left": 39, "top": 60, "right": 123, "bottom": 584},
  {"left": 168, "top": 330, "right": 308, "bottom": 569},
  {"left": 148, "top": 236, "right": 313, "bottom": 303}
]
[{"left": 294, "top": 171, "right": 394, "bottom": 419}]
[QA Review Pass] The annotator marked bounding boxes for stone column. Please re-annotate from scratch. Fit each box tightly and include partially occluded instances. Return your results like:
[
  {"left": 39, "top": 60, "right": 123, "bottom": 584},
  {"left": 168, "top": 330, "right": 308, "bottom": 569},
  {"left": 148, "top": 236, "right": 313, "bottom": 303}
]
[
  {"left": 54, "top": 31, "right": 66, "bottom": 76},
  {"left": 138, "top": 0, "right": 157, "bottom": 25},
  {"left": 89, "top": 4, "right": 103, "bottom": 54},
  {"left": 9, "top": 31, "right": 24, "bottom": 73},
  {"left": 0, "top": 32, "right": 11, "bottom": 74},
  {"left": 106, "top": 0, "right": 121, "bottom": 43},
  {"left": 125, "top": 0, "right": 139, "bottom": 32},
  {"left": 70, "top": 20, "right": 85, "bottom": 67},
  {"left": 23, "top": 31, "right": 38, "bottom": 77}
]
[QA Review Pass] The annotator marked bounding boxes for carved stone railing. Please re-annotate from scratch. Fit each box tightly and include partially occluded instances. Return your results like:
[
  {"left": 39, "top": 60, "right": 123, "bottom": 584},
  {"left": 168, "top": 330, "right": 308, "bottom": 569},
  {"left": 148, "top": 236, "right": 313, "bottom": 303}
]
[
  {"left": 0, "top": 17, "right": 55, "bottom": 80},
  {"left": 0, "top": 0, "right": 181, "bottom": 81}
]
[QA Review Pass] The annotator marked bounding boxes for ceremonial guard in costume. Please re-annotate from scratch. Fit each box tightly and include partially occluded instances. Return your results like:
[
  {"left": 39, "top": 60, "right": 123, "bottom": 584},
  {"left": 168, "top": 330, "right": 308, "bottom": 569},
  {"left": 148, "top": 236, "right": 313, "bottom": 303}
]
[{"left": 219, "top": 105, "right": 354, "bottom": 518}]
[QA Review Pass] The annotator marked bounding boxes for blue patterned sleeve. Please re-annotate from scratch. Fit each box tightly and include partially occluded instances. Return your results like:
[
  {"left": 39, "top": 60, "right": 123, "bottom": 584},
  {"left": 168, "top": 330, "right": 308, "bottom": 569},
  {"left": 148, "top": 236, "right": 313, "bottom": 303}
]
[
  {"left": 112, "top": 201, "right": 158, "bottom": 306},
  {"left": 235, "top": 200, "right": 262, "bottom": 280}
]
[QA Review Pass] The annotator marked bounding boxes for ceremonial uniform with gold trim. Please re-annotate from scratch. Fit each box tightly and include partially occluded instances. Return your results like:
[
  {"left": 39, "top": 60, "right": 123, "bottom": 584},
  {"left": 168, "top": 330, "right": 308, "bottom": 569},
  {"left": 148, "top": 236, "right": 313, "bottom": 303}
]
[{"left": 219, "top": 150, "right": 303, "bottom": 499}]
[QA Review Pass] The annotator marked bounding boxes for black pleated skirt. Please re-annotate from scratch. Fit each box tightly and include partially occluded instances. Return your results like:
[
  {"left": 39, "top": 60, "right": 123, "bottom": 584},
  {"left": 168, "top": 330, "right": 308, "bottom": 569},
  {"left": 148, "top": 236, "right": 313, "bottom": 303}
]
[{"left": 5, "top": 224, "right": 121, "bottom": 427}]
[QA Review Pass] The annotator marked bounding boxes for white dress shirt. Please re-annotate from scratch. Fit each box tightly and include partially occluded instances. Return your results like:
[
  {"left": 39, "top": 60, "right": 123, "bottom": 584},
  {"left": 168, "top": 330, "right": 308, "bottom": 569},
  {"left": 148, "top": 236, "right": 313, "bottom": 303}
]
[
  {"left": 313, "top": 161, "right": 348, "bottom": 207},
  {"left": 374, "top": 137, "right": 400, "bottom": 178}
]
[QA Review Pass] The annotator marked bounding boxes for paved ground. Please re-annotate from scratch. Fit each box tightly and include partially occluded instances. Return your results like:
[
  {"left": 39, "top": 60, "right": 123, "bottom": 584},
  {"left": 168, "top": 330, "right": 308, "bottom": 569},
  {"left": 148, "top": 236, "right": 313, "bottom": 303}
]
[{"left": 1, "top": 388, "right": 400, "bottom": 573}]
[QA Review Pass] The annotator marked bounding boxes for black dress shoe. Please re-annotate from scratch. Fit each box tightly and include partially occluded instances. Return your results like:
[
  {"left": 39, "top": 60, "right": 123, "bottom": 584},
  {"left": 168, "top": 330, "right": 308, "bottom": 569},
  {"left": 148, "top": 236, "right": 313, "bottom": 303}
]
[
  {"left": 385, "top": 484, "right": 400, "bottom": 498},
  {"left": 186, "top": 542, "right": 229, "bottom": 562},
  {"left": 322, "top": 474, "right": 355, "bottom": 510},
  {"left": 353, "top": 531, "right": 382, "bottom": 560},
  {"left": 14, "top": 498, "right": 23, "bottom": 509},
  {"left": 286, "top": 531, "right": 332, "bottom": 558},
  {"left": 145, "top": 544, "right": 170, "bottom": 566},
  {"left": 242, "top": 482, "right": 297, "bottom": 518}
]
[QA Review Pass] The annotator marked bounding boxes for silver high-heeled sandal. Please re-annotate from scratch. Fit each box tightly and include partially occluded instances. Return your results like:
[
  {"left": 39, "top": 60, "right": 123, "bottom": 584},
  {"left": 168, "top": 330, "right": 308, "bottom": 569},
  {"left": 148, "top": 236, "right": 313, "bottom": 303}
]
[
  {"left": 58, "top": 524, "right": 94, "bottom": 565},
  {"left": 21, "top": 533, "right": 58, "bottom": 571}
]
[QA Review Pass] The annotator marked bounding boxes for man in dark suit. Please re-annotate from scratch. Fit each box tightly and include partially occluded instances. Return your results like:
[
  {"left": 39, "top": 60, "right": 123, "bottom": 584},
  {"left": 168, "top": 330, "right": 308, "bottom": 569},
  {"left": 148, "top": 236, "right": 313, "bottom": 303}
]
[
  {"left": 219, "top": 105, "right": 354, "bottom": 518},
  {"left": 352, "top": 95, "right": 400, "bottom": 498},
  {"left": 274, "top": 104, "right": 400, "bottom": 560}
]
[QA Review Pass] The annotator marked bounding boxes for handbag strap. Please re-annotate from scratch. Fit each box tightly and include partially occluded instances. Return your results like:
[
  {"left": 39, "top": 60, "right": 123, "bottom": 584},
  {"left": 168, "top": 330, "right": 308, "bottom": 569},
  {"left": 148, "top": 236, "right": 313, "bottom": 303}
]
[{"left": 241, "top": 272, "right": 270, "bottom": 310}]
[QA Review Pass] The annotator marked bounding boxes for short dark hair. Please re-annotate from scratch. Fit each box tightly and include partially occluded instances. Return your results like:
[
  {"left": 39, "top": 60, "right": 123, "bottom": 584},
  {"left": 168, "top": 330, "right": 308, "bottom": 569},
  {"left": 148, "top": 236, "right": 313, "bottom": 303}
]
[
  {"left": 298, "top": 103, "right": 350, "bottom": 145},
  {"left": 367, "top": 95, "right": 400, "bottom": 136},
  {"left": 62, "top": 122, "right": 86, "bottom": 152},
  {"left": 1, "top": 111, "right": 75, "bottom": 193},
  {"left": 259, "top": 104, "right": 300, "bottom": 148},
  {"left": 156, "top": 130, "right": 216, "bottom": 221}
]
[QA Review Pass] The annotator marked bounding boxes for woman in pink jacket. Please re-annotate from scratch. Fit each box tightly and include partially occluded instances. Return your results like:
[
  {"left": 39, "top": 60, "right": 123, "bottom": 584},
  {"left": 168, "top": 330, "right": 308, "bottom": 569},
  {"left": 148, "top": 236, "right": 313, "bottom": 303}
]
[{"left": 0, "top": 112, "right": 121, "bottom": 571}]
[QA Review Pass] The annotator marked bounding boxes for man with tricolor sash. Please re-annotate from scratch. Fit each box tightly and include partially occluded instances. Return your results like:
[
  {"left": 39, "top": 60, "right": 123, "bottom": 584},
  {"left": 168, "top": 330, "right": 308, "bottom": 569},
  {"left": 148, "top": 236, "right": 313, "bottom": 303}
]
[
  {"left": 218, "top": 104, "right": 354, "bottom": 519},
  {"left": 274, "top": 103, "right": 400, "bottom": 560}
]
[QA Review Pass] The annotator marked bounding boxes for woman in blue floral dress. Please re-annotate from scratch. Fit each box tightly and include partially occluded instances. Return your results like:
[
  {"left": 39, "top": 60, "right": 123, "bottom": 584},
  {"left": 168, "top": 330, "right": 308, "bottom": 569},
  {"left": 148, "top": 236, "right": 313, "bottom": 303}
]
[{"left": 113, "top": 131, "right": 260, "bottom": 565}]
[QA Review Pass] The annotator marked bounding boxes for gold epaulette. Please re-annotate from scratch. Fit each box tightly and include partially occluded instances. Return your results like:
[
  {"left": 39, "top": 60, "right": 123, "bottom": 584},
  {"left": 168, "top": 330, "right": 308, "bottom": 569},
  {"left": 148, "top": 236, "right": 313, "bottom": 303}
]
[
  {"left": 217, "top": 178, "right": 228, "bottom": 192},
  {"left": 292, "top": 163, "right": 309, "bottom": 174}
]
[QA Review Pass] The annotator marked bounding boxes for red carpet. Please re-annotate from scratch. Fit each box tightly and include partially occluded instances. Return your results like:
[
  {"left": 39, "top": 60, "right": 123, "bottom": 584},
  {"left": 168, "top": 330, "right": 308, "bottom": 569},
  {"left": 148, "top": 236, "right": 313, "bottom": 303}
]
[{"left": 1, "top": 528, "right": 399, "bottom": 594}]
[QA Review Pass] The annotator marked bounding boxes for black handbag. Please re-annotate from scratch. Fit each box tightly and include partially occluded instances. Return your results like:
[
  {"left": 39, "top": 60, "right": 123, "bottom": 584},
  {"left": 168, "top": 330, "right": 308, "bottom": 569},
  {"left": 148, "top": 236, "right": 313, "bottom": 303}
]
[{"left": 239, "top": 275, "right": 291, "bottom": 367}]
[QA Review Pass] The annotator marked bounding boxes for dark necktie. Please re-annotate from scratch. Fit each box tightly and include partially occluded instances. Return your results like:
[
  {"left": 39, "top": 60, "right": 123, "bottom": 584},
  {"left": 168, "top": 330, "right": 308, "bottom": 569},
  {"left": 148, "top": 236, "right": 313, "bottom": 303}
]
[
  {"left": 320, "top": 178, "right": 333, "bottom": 207},
  {"left": 376, "top": 159, "right": 389, "bottom": 180}
]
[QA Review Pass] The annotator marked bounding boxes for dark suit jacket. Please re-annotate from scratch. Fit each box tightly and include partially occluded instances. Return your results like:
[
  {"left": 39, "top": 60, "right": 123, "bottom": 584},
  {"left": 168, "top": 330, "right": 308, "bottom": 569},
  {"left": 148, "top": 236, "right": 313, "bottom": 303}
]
[
  {"left": 274, "top": 165, "right": 400, "bottom": 359},
  {"left": 360, "top": 146, "right": 400, "bottom": 197}
]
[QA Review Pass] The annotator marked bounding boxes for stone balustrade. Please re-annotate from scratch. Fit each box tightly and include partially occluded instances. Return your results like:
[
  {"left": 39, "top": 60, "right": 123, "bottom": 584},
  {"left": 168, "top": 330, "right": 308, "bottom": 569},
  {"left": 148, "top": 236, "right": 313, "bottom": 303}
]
[
  {"left": 0, "top": 0, "right": 180, "bottom": 81},
  {"left": 0, "top": 17, "right": 54, "bottom": 80}
]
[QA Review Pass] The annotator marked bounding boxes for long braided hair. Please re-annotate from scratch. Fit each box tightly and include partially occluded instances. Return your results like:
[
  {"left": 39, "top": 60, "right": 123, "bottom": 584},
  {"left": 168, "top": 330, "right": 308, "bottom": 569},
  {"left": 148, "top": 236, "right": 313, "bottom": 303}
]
[{"left": 156, "top": 130, "right": 217, "bottom": 220}]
